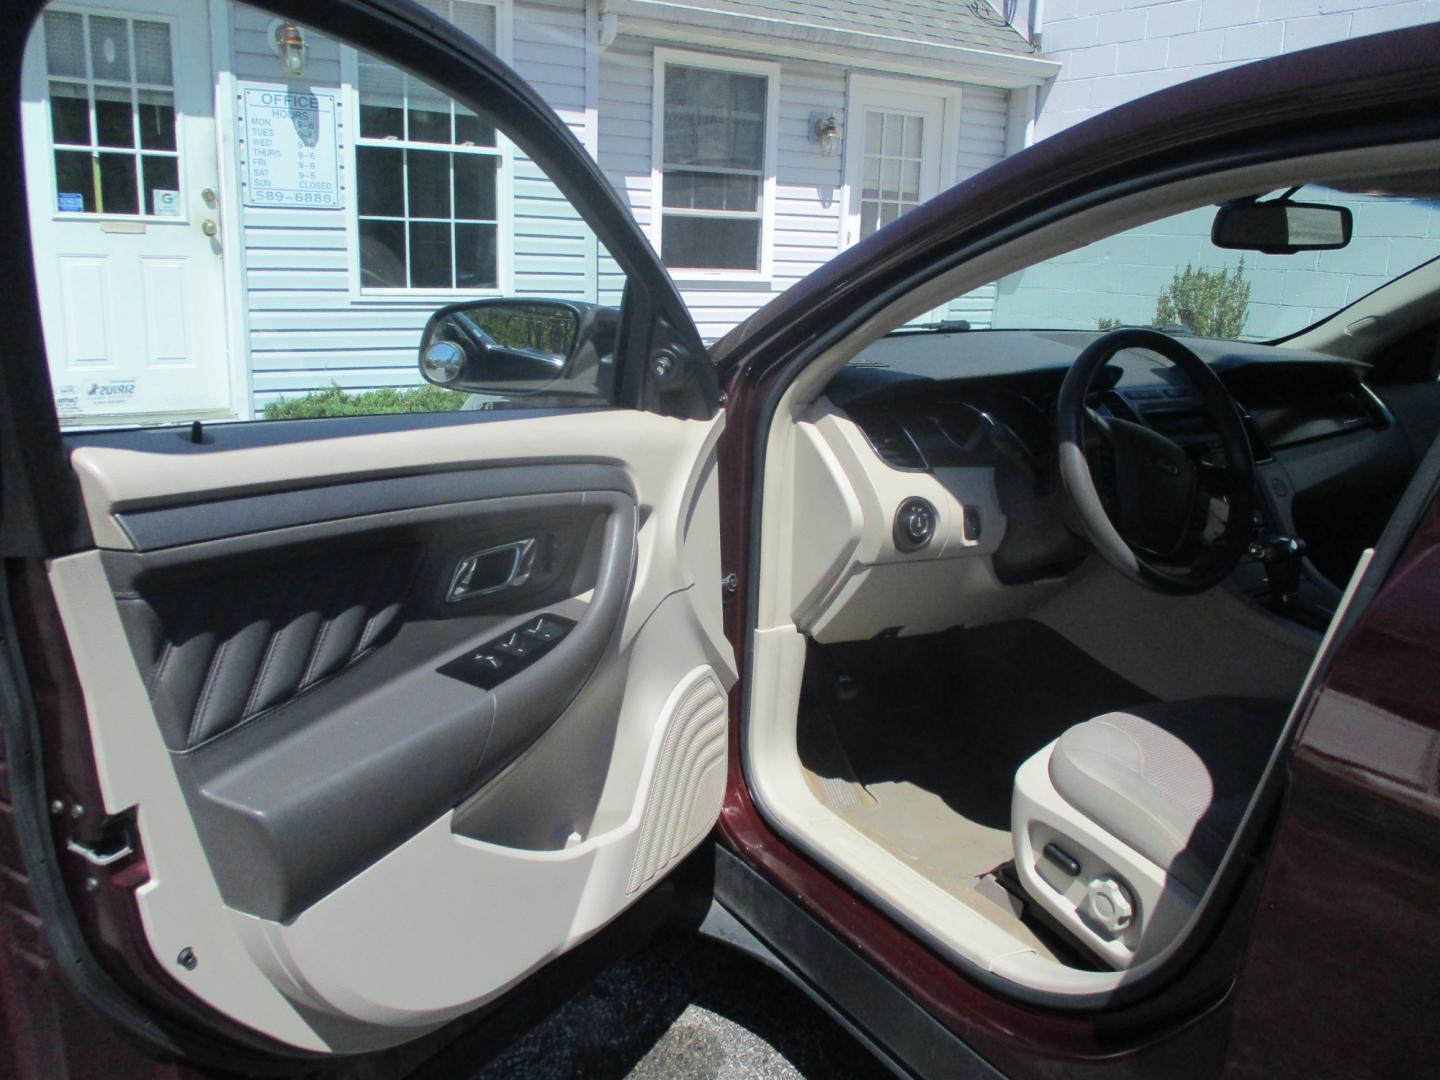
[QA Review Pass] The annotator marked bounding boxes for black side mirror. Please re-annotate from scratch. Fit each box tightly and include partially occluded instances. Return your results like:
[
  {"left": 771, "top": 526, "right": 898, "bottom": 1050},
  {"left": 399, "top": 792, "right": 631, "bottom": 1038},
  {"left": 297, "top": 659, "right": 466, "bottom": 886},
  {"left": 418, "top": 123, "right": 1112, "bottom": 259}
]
[
  {"left": 418, "top": 298, "right": 616, "bottom": 398},
  {"left": 1212, "top": 197, "right": 1353, "bottom": 255}
]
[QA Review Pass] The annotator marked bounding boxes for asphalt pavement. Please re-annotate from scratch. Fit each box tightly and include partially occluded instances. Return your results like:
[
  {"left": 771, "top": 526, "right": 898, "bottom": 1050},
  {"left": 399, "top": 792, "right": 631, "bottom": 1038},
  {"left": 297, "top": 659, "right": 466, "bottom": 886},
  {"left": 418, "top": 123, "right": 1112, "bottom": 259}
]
[{"left": 471, "top": 925, "right": 894, "bottom": 1079}]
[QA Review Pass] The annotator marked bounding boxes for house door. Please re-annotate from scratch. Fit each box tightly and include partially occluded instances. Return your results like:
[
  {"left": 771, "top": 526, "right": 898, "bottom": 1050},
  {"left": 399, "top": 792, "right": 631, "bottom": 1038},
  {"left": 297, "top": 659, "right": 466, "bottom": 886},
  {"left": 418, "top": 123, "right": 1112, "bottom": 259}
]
[
  {"left": 20, "top": 1, "right": 231, "bottom": 424},
  {"left": 843, "top": 78, "right": 959, "bottom": 248}
]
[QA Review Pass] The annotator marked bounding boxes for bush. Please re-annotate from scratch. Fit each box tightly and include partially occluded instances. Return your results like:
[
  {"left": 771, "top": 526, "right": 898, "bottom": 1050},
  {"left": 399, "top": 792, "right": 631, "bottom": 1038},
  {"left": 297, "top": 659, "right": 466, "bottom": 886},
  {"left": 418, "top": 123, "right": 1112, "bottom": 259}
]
[
  {"left": 1153, "top": 260, "right": 1251, "bottom": 338},
  {"left": 1096, "top": 316, "right": 1123, "bottom": 331},
  {"left": 263, "top": 383, "right": 467, "bottom": 420}
]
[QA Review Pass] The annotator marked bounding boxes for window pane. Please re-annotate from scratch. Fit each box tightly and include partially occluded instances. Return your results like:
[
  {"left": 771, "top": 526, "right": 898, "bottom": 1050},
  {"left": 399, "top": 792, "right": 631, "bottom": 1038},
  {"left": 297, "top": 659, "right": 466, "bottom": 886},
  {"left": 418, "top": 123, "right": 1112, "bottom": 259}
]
[
  {"left": 406, "top": 149, "right": 449, "bottom": 218},
  {"left": 453, "top": 153, "right": 497, "bottom": 220},
  {"left": 357, "top": 145, "right": 403, "bottom": 216},
  {"left": 408, "top": 221, "right": 452, "bottom": 287},
  {"left": 358, "top": 58, "right": 404, "bottom": 139},
  {"left": 454, "top": 106, "right": 495, "bottom": 148},
  {"left": 89, "top": 16, "right": 132, "bottom": 82},
  {"left": 359, "top": 218, "right": 406, "bottom": 287},
  {"left": 662, "top": 169, "right": 759, "bottom": 212},
  {"left": 54, "top": 150, "right": 95, "bottom": 212},
  {"left": 142, "top": 154, "right": 179, "bottom": 214},
  {"left": 455, "top": 222, "right": 498, "bottom": 288},
  {"left": 44, "top": 11, "right": 85, "bottom": 78},
  {"left": 663, "top": 66, "right": 766, "bottom": 171},
  {"left": 859, "top": 200, "right": 879, "bottom": 239},
  {"left": 863, "top": 111, "right": 882, "bottom": 155},
  {"left": 661, "top": 214, "right": 760, "bottom": 271},
  {"left": 903, "top": 115, "right": 923, "bottom": 158},
  {"left": 407, "top": 79, "right": 451, "bottom": 144},
  {"left": 50, "top": 81, "right": 89, "bottom": 145},
  {"left": 138, "top": 90, "right": 175, "bottom": 149},
  {"left": 132, "top": 20, "right": 172, "bottom": 85},
  {"left": 97, "top": 152, "right": 139, "bottom": 214},
  {"left": 881, "top": 112, "right": 900, "bottom": 157},
  {"left": 95, "top": 84, "right": 133, "bottom": 148}
]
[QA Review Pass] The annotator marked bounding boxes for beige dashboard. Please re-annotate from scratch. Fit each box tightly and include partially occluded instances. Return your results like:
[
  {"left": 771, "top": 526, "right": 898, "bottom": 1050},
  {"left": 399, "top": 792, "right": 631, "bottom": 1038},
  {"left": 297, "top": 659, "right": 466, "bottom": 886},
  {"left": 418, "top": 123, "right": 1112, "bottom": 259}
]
[{"left": 788, "top": 400, "right": 1070, "bottom": 643}]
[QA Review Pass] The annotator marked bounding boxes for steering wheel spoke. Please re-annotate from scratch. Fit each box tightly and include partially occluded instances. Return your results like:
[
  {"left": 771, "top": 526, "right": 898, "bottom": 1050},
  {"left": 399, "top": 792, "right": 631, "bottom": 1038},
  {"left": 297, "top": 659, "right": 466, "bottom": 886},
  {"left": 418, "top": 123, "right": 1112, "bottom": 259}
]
[{"left": 1057, "top": 329, "right": 1257, "bottom": 595}]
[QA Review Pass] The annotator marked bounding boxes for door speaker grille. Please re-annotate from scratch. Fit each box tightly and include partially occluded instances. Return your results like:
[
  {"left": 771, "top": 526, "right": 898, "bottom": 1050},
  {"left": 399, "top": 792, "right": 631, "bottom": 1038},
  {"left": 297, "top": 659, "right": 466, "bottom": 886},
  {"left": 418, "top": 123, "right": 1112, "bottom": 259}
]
[{"left": 626, "top": 668, "right": 728, "bottom": 894}]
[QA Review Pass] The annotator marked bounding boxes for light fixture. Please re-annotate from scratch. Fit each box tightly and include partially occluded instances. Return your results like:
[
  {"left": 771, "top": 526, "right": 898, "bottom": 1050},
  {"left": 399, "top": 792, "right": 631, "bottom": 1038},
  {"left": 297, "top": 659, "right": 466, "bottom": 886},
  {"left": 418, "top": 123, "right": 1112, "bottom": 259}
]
[
  {"left": 270, "top": 19, "right": 308, "bottom": 78},
  {"left": 810, "top": 112, "right": 841, "bottom": 158}
]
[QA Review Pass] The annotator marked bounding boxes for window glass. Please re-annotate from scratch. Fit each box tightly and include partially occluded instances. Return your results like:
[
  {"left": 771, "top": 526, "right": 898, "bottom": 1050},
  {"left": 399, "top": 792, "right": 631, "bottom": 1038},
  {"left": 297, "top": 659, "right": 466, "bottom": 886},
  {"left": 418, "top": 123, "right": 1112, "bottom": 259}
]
[
  {"left": 355, "top": 48, "right": 500, "bottom": 292},
  {"left": 23, "top": 0, "right": 633, "bottom": 428},
  {"left": 659, "top": 61, "right": 770, "bottom": 273},
  {"left": 41, "top": 10, "right": 177, "bottom": 218}
]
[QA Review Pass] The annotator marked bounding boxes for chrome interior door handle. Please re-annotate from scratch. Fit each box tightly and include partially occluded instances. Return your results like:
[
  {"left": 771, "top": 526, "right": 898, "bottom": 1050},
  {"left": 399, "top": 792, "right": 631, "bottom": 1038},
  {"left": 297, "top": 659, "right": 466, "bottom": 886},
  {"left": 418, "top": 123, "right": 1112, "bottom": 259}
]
[{"left": 447, "top": 538, "right": 536, "bottom": 602}]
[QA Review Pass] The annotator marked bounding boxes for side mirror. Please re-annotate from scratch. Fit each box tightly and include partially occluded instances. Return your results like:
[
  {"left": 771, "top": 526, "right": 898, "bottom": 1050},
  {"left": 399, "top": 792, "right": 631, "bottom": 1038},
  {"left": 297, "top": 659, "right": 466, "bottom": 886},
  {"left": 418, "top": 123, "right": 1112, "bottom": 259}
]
[
  {"left": 1212, "top": 198, "right": 1353, "bottom": 255},
  {"left": 418, "top": 299, "right": 615, "bottom": 398}
]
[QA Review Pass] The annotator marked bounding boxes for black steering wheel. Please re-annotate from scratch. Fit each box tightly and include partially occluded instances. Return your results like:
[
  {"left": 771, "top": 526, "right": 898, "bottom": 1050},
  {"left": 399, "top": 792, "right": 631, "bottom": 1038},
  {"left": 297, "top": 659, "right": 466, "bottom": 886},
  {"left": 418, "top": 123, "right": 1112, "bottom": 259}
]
[{"left": 1056, "top": 329, "right": 1255, "bottom": 595}]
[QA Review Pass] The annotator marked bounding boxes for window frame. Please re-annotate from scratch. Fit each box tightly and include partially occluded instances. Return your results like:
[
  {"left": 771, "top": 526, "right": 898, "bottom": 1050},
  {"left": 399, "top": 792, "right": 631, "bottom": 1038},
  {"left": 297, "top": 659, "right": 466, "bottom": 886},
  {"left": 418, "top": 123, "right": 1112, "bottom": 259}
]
[
  {"left": 650, "top": 47, "right": 779, "bottom": 286},
  {"left": 341, "top": 0, "right": 514, "bottom": 302}
]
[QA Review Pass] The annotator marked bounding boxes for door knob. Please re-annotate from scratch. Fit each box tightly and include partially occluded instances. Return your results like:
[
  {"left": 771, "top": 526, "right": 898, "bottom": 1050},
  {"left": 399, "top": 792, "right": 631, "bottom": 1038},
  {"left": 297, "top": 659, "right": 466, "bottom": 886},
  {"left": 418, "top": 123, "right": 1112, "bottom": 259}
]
[
  {"left": 201, "top": 219, "right": 219, "bottom": 237},
  {"left": 201, "top": 187, "right": 217, "bottom": 208}
]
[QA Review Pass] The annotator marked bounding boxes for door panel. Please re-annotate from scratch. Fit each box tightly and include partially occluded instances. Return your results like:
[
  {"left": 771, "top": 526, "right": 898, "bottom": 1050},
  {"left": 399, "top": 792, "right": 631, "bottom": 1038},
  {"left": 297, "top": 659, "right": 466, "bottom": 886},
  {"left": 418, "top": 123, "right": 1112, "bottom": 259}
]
[{"left": 49, "top": 408, "right": 735, "bottom": 1050}]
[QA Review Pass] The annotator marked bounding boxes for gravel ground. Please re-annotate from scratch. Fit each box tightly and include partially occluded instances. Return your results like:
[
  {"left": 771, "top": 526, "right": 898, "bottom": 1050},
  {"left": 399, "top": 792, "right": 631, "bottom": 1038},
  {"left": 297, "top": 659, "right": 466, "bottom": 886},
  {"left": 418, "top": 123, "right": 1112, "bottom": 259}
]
[{"left": 470, "top": 926, "right": 894, "bottom": 1079}]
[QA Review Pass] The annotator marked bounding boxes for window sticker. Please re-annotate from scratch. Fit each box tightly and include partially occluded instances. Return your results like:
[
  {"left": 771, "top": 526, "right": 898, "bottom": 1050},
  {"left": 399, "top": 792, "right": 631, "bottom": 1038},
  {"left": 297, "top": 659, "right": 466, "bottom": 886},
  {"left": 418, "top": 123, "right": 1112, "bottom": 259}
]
[
  {"left": 152, "top": 188, "right": 181, "bottom": 216},
  {"left": 57, "top": 191, "right": 84, "bottom": 212}
]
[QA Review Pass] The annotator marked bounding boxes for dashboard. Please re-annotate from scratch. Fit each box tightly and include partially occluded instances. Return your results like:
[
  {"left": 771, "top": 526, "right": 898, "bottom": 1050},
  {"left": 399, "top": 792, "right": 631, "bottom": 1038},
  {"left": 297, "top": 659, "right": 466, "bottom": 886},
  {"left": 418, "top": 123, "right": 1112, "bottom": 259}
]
[{"left": 791, "top": 329, "right": 1413, "bottom": 643}]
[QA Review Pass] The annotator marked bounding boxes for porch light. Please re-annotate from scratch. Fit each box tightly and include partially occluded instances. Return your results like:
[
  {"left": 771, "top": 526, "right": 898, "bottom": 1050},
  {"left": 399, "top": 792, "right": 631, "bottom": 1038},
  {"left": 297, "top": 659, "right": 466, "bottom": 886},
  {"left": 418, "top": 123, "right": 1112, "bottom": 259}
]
[
  {"left": 810, "top": 112, "right": 841, "bottom": 157},
  {"left": 271, "top": 20, "right": 309, "bottom": 78}
]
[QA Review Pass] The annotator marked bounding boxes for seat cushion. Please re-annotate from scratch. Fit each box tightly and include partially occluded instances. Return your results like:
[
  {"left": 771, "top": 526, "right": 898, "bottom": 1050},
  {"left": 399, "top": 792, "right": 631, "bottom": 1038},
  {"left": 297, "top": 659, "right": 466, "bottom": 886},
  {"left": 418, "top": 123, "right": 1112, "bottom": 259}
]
[{"left": 1048, "top": 697, "right": 1289, "bottom": 895}]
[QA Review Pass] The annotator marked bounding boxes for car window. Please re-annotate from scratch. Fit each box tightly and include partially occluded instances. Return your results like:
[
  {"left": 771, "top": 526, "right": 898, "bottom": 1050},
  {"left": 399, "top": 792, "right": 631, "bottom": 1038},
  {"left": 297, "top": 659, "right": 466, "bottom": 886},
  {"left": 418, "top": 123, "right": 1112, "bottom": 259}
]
[{"left": 22, "top": 0, "right": 630, "bottom": 427}]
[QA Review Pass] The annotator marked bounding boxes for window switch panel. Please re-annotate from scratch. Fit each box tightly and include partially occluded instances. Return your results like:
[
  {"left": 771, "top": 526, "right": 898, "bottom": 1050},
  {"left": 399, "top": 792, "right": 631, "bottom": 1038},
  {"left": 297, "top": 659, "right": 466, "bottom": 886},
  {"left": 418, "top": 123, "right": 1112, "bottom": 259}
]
[{"left": 438, "top": 613, "right": 576, "bottom": 690}]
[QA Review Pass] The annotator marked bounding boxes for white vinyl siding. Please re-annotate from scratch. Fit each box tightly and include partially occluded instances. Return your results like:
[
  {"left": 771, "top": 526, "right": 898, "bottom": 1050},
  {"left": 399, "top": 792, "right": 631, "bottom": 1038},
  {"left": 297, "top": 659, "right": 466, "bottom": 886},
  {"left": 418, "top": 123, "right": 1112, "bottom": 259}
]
[
  {"left": 229, "top": 0, "right": 605, "bottom": 414},
  {"left": 601, "top": 41, "right": 1010, "bottom": 341},
  {"left": 226, "top": 0, "right": 1024, "bottom": 411}
]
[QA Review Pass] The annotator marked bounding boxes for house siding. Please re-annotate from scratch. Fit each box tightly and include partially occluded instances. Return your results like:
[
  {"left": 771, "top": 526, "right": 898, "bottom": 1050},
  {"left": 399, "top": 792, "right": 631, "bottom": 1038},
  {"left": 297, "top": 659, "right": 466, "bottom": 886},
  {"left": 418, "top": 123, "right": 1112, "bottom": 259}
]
[
  {"left": 230, "top": 0, "right": 596, "bottom": 413},
  {"left": 600, "top": 40, "right": 1014, "bottom": 340},
  {"left": 221, "top": 0, "right": 1035, "bottom": 414}
]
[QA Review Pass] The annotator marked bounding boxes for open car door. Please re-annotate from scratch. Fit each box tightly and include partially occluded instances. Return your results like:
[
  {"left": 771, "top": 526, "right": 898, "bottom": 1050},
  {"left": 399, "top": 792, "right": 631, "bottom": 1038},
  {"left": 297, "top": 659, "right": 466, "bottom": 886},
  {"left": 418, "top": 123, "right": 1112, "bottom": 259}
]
[{"left": 0, "top": 0, "right": 733, "bottom": 1066}]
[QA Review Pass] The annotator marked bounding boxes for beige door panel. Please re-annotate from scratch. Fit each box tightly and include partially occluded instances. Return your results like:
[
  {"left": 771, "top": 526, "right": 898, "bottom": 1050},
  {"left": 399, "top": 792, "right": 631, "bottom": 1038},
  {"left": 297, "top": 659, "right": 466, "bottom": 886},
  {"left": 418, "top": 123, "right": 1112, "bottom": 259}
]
[{"left": 51, "top": 409, "right": 734, "bottom": 1051}]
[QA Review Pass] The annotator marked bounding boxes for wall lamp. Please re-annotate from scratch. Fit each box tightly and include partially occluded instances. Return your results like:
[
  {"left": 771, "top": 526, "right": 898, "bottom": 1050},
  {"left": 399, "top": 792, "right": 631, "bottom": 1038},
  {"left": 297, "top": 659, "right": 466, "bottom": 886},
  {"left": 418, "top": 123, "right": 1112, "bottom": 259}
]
[
  {"left": 269, "top": 19, "right": 309, "bottom": 78},
  {"left": 810, "top": 112, "right": 841, "bottom": 157}
]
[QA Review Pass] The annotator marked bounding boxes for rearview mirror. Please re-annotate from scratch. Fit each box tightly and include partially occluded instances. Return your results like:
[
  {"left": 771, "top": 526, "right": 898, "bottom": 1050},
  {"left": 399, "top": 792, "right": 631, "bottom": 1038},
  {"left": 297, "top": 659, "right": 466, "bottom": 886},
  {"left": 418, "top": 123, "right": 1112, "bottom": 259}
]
[
  {"left": 418, "top": 299, "right": 616, "bottom": 399},
  {"left": 1212, "top": 198, "right": 1352, "bottom": 255}
]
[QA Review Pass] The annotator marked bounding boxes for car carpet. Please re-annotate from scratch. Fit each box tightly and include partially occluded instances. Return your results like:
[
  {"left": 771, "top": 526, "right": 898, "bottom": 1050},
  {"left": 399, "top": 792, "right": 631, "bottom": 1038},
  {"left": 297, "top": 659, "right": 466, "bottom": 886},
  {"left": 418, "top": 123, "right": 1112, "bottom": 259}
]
[{"left": 798, "top": 619, "right": 1155, "bottom": 964}]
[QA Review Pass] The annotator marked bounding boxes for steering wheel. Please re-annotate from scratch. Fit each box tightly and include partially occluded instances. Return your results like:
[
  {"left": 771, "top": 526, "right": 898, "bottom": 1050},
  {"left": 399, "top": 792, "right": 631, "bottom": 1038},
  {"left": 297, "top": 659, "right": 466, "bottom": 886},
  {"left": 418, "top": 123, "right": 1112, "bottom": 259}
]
[{"left": 1056, "top": 329, "right": 1255, "bottom": 595}]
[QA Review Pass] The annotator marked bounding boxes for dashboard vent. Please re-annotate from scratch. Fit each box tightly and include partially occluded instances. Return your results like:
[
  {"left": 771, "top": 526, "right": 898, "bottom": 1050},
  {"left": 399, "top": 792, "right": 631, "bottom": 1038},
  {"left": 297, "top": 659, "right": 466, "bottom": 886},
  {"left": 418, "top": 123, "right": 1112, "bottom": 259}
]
[{"left": 848, "top": 406, "right": 926, "bottom": 470}]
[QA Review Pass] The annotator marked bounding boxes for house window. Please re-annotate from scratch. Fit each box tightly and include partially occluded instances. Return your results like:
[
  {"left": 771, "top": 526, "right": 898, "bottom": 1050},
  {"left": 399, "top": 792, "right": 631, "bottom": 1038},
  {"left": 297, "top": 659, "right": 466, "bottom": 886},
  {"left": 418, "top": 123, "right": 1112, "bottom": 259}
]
[
  {"left": 656, "top": 52, "right": 776, "bottom": 276},
  {"left": 858, "top": 111, "right": 924, "bottom": 239},
  {"left": 353, "top": 0, "right": 503, "bottom": 291},
  {"left": 42, "top": 10, "right": 180, "bottom": 217}
]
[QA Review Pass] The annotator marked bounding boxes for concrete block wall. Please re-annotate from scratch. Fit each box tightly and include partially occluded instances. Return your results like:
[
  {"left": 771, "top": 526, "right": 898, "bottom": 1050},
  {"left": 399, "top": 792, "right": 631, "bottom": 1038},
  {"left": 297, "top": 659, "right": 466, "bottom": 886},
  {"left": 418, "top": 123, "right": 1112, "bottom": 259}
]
[{"left": 1036, "top": 0, "right": 1440, "bottom": 139}]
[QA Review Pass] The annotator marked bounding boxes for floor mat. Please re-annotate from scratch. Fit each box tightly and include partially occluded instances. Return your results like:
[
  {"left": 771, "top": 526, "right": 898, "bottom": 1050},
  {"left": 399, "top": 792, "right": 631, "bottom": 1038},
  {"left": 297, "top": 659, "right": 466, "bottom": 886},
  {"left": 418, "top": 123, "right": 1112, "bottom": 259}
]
[{"left": 798, "top": 619, "right": 1155, "bottom": 961}]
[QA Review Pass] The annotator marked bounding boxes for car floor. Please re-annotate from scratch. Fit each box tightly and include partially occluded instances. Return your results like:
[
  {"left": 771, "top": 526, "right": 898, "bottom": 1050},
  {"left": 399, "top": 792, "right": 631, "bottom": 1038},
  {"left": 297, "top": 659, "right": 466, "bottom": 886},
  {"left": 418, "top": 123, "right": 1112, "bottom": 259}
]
[{"left": 798, "top": 619, "right": 1155, "bottom": 964}]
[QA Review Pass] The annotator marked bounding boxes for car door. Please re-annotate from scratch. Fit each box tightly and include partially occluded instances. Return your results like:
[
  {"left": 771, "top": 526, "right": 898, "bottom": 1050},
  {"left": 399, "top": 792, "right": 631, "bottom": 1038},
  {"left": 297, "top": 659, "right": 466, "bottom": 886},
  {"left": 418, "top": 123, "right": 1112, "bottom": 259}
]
[{"left": 0, "top": 0, "right": 734, "bottom": 1066}]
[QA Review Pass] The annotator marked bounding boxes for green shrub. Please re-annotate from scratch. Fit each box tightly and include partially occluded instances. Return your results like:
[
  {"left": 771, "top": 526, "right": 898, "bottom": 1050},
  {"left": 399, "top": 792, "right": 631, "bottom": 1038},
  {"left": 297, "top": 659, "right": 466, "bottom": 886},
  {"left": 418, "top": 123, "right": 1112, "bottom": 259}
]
[
  {"left": 1096, "top": 316, "right": 1123, "bottom": 330},
  {"left": 263, "top": 383, "right": 467, "bottom": 420},
  {"left": 1153, "top": 260, "right": 1251, "bottom": 338}
]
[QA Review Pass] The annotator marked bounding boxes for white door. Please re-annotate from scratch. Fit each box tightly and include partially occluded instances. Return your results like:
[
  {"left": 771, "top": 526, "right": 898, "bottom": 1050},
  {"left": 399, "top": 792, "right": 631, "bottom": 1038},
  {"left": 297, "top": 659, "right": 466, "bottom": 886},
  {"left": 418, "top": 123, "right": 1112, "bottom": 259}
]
[
  {"left": 21, "top": 1, "right": 231, "bottom": 424},
  {"left": 843, "top": 79, "right": 958, "bottom": 248}
]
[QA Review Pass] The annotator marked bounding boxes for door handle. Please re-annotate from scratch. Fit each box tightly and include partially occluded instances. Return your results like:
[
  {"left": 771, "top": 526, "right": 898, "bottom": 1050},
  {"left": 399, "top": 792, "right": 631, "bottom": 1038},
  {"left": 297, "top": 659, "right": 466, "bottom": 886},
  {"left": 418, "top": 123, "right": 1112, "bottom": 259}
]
[{"left": 447, "top": 538, "right": 536, "bottom": 602}]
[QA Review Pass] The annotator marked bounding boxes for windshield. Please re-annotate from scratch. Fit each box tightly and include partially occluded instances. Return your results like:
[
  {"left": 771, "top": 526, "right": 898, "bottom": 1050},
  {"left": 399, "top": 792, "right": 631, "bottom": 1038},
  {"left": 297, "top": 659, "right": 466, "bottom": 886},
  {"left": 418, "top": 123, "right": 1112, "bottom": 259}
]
[{"left": 904, "top": 184, "right": 1440, "bottom": 344}]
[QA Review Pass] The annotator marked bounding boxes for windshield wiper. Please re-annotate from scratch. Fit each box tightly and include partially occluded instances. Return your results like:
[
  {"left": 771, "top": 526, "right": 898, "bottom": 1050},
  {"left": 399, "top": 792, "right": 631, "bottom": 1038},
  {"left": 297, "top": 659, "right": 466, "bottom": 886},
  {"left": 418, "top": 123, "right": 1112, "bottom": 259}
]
[{"left": 888, "top": 319, "right": 972, "bottom": 336}]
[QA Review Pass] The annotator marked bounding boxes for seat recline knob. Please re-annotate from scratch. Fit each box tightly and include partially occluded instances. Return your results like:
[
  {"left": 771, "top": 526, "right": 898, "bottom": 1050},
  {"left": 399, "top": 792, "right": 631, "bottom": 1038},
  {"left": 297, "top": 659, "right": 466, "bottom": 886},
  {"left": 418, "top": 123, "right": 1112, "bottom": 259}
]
[
  {"left": 894, "top": 496, "right": 938, "bottom": 552},
  {"left": 1081, "top": 876, "right": 1135, "bottom": 936}
]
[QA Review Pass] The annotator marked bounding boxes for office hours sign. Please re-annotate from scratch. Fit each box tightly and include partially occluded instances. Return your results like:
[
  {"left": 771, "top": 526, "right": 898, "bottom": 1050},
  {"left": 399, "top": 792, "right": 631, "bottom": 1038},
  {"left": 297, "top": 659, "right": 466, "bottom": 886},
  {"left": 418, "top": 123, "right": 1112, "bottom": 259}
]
[{"left": 240, "top": 86, "right": 342, "bottom": 208}]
